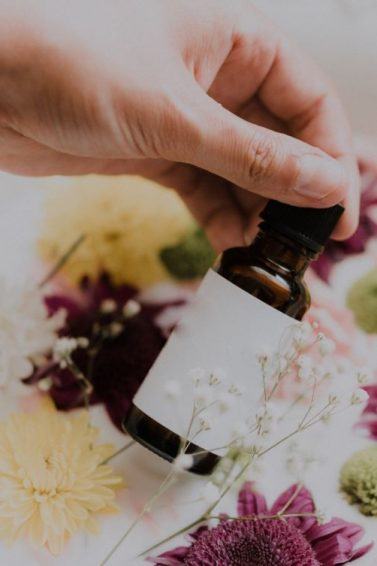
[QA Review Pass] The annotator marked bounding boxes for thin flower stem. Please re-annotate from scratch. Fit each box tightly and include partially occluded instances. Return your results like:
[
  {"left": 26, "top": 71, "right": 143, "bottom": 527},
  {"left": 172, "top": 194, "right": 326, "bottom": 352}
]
[
  {"left": 298, "top": 376, "right": 317, "bottom": 429},
  {"left": 38, "top": 234, "right": 86, "bottom": 288},
  {"left": 101, "top": 440, "right": 135, "bottom": 465},
  {"left": 204, "top": 455, "right": 253, "bottom": 517},
  {"left": 66, "top": 358, "right": 92, "bottom": 412},
  {"left": 276, "top": 482, "right": 303, "bottom": 516},
  {"left": 301, "top": 402, "right": 332, "bottom": 428},
  {"left": 139, "top": 517, "right": 206, "bottom": 557},
  {"left": 101, "top": 469, "right": 177, "bottom": 565},
  {"left": 138, "top": 376, "right": 344, "bottom": 558},
  {"left": 267, "top": 348, "right": 300, "bottom": 402}
]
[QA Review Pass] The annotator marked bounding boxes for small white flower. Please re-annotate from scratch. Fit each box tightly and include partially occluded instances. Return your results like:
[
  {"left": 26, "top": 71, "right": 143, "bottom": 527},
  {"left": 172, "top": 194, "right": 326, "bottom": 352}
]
[
  {"left": 109, "top": 322, "right": 124, "bottom": 337},
  {"left": 256, "top": 402, "right": 279, "bottom": 436},
  {"left": 0, "top": 281, "right": 65, "bottom": 385},
  {"left": 328, "top": 394, "right": 339, "bottom": 406},
  {"left": 37, "top": 377, "right": 53, "bottom": 392},
  {"left": 199, "top": 417, "right": 211, "bottom": 431},
  {"left": 53, "top": 337, "right": 78, "bottom": 361},
  {"left": 123, "top": 299, "right": 141, "bottom": 318},
  {"left": 256, "top": 346, "right": 271, "bottom": 364},
  {"left": 350, "top": 388, "right": 369, "bottom": 405},
  {"left": 318, "top": 336, "right": 335, "bottom": 356},
  {"left": 194, "top": 384, "right": 213, "bottom": 408},
  {"left": 317, "top": 509, "right": 332, "bottom": 525},
  {"left": 356, "top": 367, "right": 373, "bottom": 385},
  {"left": 200, "top": 482, "right": 220, "bottom": 505},
  {"left": 297, "top": 355, "right": 312, "bottom": 380},
  {"left": 209, "top": 367, "right": 226, "bottom": 385},
  {"left": 294, "top": 321, "right": 313, "bottom": 348},
  {"left": 228, "top": 383, "right": 242, "bottom": 396},
  {"left": 211, "top": 469, "right": 226, "bottom": 486},
  {"left": 100, "top": 299, "right": 117, "bottom": 314},
  {"left": 247, "top": 444, "right": 263, "bottom": 457},
  {"left": 188, "top": 367, "right": 206, "bottom": 387},
  {"left": 173, "top": 453, "right": 193, "bottom": 472},
  {"left": 321, "top": 412, "right": 333, "bottom": 424},
  {"left": 278, "top": 356, "right": 289, "bottom": 372},
  {"left": 164, "top": 380, "right": 181, "bottom": 399},
  {"left": 76, "top": 337, "right": 89, "bottom": 348}
]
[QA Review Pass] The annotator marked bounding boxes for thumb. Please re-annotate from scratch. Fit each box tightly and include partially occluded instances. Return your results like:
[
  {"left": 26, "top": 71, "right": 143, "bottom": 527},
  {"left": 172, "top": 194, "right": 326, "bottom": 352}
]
[{"left": 167, "top": 88, "right": 347, "bottom": 208}]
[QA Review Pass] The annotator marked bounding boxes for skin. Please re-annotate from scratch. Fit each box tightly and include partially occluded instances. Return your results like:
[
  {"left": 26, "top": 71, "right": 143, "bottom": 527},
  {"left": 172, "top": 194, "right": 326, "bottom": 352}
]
[{"left": 0, "top": 0, "right": 359, "bottom": 251}]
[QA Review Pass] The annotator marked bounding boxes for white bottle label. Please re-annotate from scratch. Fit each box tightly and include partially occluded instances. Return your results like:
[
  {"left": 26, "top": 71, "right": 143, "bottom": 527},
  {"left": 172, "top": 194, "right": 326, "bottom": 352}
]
[{"left": 134, "top": 269, "right": 299, "bottom": 455}]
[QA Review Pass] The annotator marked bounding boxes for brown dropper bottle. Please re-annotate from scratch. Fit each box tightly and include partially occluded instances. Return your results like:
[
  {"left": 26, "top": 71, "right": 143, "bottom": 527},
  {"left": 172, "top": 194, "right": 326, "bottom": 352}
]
[{"left": 124, "top": 200, "right": 344, "bottom": 475}]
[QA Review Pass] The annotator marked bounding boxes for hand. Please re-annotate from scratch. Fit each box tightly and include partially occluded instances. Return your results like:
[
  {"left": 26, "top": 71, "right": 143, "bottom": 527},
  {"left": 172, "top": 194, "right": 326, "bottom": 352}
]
[{"left": 0, "top": 0, "right": 359, "bottom": 250}]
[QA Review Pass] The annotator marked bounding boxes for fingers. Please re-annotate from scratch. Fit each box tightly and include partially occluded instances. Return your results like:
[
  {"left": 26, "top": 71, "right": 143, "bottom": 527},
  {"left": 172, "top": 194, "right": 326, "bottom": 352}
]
[
  {"left": 165, "top": 84, "right": 348, "bottom": 213},
  {"left": 258, "top": 37, "right": 359, "bottom": 239},
  {"left": 154, "top": 163, "right": 247, "bottom": 252}
]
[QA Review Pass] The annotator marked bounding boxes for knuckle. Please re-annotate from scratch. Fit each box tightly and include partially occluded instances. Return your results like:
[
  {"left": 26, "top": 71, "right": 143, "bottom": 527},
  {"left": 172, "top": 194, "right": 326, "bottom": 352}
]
[{"left": 246, "top": 135, "right": 278, "bottom": 186}]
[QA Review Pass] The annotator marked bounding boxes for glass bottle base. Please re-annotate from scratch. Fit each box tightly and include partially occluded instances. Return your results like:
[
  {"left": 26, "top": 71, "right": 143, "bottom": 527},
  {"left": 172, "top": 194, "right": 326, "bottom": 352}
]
[{"left": 123, "top": 405, "right": 219, "bottom": 475}]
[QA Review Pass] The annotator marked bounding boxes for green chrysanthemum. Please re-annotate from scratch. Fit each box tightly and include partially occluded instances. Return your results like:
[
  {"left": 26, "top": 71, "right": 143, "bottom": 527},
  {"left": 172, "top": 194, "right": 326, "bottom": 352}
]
[
  {"left": 160, "top": 228, "right": 216, "bottom": 280},
  {"left": 347, "top": 270, "right": 377, "bottom": 333},
  {"left": 340, "top": 446, "right": 377, "bottom": 516}
]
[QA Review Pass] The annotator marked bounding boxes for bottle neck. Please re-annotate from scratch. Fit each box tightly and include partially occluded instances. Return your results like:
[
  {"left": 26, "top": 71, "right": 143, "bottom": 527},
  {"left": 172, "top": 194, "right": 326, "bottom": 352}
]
[{"left": 250, "top": 226, "right": 318, "bottom": 278}]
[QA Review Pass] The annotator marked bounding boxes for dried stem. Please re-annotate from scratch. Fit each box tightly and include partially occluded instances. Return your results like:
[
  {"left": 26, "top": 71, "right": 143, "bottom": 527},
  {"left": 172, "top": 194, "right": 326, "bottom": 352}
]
[{"left": 38, "top": 234, "right": 86, "bottom": 288}]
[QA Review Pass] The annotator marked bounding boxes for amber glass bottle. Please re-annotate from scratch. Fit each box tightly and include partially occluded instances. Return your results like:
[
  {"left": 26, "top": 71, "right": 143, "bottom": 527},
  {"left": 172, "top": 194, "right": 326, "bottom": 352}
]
[{"left": 124, "top": 201, "right": 344, "bottom": 474}]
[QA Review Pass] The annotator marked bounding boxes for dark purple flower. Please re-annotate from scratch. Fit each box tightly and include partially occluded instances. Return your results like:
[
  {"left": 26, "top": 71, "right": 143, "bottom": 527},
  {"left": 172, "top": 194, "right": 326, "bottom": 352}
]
[
  {"left": 357, "top": 384, "right": 377, "bottom": 440},
  {"left": 313, "top": 170, "right": 377, "bottom": 281},
  {"left": 183, "top": 519, "right": 318, "bottom": 565},
  {"left": 152, "top": 483, "right": 372, "bottom": 565},
  {"left": 26, "top": 274, "right": 185, "bottom": 430}
]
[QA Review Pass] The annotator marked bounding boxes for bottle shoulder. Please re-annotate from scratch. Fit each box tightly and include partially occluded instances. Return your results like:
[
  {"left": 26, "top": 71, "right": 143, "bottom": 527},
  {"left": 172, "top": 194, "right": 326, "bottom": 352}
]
[{"left": 216, "top": 247, "right": 310, "bottom": 320}]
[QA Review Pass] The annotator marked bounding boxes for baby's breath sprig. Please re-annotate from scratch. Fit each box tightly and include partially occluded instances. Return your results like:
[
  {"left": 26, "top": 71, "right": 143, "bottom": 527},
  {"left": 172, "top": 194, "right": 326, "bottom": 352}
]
[{"left": 100, "top": 320, "right": 370, "bottom": 564}]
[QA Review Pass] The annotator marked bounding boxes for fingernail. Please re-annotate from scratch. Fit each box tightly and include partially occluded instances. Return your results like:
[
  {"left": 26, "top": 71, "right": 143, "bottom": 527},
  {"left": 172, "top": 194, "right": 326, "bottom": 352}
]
[{"left": 294, "top": 155, "right": 345, "bottom": 201}]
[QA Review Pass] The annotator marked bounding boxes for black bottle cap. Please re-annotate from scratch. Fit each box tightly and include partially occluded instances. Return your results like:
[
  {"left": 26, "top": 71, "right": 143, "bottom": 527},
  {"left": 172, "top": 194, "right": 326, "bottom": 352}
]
[{"left": 260, "top": 200, "right": 344, "bottom": 253}]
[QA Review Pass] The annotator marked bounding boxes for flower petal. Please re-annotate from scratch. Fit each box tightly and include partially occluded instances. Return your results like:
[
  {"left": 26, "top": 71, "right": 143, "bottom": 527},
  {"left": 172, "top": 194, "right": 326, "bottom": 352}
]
[{"left": 237, "top": 482, "right": 268, "bottom": 517}]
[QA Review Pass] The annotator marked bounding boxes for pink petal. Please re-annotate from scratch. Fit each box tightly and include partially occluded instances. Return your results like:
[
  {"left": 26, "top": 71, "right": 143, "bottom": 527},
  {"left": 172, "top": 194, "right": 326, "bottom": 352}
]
[
  {"left": 350, "top": 541, "right": 374, "bottom": 562},
  {"left": 312, "top": 533, "right": 353, "bottom": 564},
  {"left": 271, "top": 484, "right": 315, "bottom": 516},
  {"left": 270, "top": 484, "right": 317, "bottom": 534},
  {"left": 149, "top": 546, "right": 189, "bottom": 565},
  {"left": 237, "top": 482, "right": 268, "bottom": 516},
  {"left": 308, "top": 519, "right": 373, "bottom": 565},
  {"left": 306, "top": 519, "right": 364, "bottom": 545}
]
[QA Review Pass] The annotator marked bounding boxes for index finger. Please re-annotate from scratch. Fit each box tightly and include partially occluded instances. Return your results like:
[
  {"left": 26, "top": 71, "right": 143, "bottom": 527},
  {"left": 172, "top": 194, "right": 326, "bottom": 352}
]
[{"left": 258, "top": 36, "right": 359, "bottom": 239}]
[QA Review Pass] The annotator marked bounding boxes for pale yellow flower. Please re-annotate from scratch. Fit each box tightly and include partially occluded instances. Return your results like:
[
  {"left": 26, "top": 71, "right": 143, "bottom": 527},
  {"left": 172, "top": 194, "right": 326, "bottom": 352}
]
[
  {"left": 38, "top": 175, "right": 194, "bottom": 288},
  {"left": 0, "top": 400, "right": 123, "bottom": 554}
]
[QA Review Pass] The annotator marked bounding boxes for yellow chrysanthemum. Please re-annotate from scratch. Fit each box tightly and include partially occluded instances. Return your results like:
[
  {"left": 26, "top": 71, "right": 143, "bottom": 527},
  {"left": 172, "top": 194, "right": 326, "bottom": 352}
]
[
  {"left": 38, "top": 175, "right": 195, "bottom": 288},
  {"left": 0, "top": 400, "right": 123, "bottom": 554}
]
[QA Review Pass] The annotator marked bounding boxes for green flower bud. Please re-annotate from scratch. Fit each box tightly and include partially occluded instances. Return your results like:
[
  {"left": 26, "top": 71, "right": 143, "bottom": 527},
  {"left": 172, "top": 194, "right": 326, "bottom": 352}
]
[
  {"left": 347, "top": 270, "right": 377, "bottom": 334},
  {"left": 160, "top": 228, "right": 216, "bottom": 280},
  {"left": 340, "top": 446, "right": 377, "bottom": 516}
]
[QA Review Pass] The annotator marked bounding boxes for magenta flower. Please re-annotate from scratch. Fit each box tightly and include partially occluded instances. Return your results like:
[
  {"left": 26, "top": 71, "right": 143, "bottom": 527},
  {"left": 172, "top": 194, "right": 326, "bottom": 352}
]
[
  {"left": 313, "top": 170, "right": 377, "bottom": 281},
  {"left": 357, "top": 384, "right": 377, "bottom": 440},
  {"left": 152, "top": 483, "right": 372, "bottom": 565},
  {"left": 26, "top": 274, "right": 185, "bottom": 430}
]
